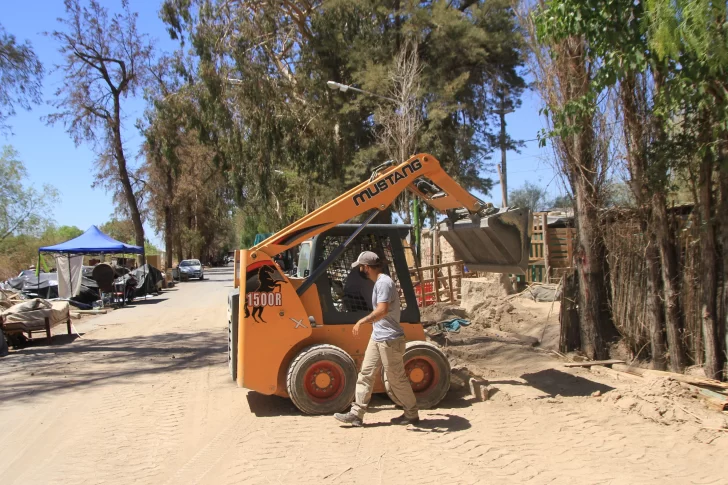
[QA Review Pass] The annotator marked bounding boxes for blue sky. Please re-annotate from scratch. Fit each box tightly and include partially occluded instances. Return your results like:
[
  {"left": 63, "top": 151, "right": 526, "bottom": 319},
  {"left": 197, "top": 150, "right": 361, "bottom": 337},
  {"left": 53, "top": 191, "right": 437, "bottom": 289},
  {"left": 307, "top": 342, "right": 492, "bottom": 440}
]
[{"left": 3, "top": 1, "right": 561, "bottom": 247}]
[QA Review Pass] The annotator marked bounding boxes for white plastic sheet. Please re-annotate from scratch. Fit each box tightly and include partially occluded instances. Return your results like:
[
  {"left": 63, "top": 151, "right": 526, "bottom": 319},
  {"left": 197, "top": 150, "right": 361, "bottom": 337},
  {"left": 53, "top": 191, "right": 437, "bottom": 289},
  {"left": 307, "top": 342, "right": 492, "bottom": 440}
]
[{"left": 55, "top": 255, "right": 83, "bottom": 299}]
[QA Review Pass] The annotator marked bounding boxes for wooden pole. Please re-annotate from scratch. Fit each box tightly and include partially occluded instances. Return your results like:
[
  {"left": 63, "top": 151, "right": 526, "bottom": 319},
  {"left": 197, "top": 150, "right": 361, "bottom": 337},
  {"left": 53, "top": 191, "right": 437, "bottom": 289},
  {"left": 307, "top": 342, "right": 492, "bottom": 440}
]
[
  {"left": 447, "top": 264, "right": 454, "bottom": 303},
  {"left": 543, "top": 213, "right": 551, "bottom": 283},
  {"left": 417, "top": 267, "right": 425, "bottom": 307}
]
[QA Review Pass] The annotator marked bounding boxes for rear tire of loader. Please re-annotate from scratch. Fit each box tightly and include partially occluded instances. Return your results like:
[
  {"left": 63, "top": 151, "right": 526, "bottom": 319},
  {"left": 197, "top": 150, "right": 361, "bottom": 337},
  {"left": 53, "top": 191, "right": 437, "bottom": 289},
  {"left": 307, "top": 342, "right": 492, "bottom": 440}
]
[
  {"left": 383, "top": 341, "right": 450, "bottom": 409},
  {"left": 287, "top": 344, "right": 357, "bottom": 415}
]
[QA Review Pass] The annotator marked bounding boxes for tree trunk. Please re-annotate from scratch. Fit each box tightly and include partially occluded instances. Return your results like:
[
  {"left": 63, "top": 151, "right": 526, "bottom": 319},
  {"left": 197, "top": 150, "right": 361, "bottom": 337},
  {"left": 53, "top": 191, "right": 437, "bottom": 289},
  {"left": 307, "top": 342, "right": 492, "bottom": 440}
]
[
  {"left": 652, "top": 193, "right": 686, "bottom": 371},
  {"left": 174, "top": 230, "right": 183, "bottom": 265},
  {"left": 164, "top": 166, "right": 175, "bottom": 269},
  {"left": 164, "top": 204, "right": 174, "bottom": 269},
  {"left": 112, "top": 97, "right": 145, "bottom": 265},
  {"left": 556, "top": 37, "right": 614, "bottom": 360},
  {"left": 718, "top": 142, "right": 728, "bottom": 379},
  {"left": 573, "top": 184, "right": 613, "bottom": 360},
  {"left": 559, "top": 270, "right": 580, "bottom": 353},
  {"left": 645, "top": 238, "right": 668, "bottom": 369},
  {"left": 698, "top": 152, "right": 722, "bottom": 379},
  {"left": 620, "top": 74, "right": 668, "bottom": 370}
]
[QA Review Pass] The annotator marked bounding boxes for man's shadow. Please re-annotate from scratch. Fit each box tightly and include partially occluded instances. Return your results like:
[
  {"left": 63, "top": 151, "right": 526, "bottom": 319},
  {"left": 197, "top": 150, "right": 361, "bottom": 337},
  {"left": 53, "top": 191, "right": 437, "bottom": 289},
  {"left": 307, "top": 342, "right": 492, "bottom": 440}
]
[{"left": 359, "top": 413, "right": 471, "bottom": 432}]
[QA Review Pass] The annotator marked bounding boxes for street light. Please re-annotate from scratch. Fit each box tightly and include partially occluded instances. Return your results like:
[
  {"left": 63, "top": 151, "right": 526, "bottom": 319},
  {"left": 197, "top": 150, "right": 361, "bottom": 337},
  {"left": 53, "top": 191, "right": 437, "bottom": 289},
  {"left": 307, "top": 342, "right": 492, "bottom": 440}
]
[
  {"left": 326, "top": 80, "right": 399, "bottom": 104},
  {"left": 327, "top": 79, "right": 424, "bottom": 262}
]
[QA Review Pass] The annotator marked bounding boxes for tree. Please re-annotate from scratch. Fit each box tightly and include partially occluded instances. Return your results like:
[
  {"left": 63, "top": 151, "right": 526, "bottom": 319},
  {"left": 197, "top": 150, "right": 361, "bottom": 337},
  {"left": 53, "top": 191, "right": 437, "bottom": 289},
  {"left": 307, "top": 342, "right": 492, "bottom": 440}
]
[
  {"left": 548, "top": 194, "right": 573, "bottom": 209},
  {"left": 521, "top": 0, "right": 618, "bottom": 360},
  {"left": 48, "top": 0, "right": 153, "bottom": 263},
  {"left": 644, "top": 0, "right": 728, "bottom": 380},
  {"left": 53, "top": 225, "right": 84, "bottom": 241},
  {"left": 0, "top": 146, "right": 58, "bottom": 241},
  {"left": 509, "top": 181, "right": 547, "bottom": 212},
  {"left": 0, "top": 24, "right": 43, "bottom": 132},
  {"left": 100, "top": 218, "right": 135, "bottom": 244},
  {"left": 160, "top": 0, "right": 526, "bottom": 233}
]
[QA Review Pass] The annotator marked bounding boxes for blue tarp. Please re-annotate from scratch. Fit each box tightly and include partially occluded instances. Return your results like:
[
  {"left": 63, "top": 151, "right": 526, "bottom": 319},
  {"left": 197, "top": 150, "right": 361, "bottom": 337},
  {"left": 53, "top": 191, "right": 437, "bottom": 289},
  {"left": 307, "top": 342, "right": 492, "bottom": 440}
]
[{"left": 38, "top": 225, "right": 144, "bottom": 255}]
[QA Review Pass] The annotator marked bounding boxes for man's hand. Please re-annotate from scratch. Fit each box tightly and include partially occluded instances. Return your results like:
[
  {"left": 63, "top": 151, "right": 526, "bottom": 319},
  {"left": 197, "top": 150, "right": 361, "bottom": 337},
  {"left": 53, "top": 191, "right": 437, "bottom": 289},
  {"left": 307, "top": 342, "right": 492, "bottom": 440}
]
[{"left": 352, "top": 301, "right": 388, "bottom": 337}]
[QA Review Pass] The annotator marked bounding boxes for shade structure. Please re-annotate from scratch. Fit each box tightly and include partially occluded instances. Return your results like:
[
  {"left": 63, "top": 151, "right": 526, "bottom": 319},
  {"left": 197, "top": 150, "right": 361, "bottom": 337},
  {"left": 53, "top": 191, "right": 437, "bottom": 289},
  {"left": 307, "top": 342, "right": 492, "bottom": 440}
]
[{"left": 38, "top": 225, "right": 144, "bottom": 255}]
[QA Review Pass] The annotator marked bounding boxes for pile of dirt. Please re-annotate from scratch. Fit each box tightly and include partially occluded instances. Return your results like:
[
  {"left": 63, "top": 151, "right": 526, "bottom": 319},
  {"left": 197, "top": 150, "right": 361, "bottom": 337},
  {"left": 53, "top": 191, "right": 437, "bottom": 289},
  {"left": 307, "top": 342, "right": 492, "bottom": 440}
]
[
  {"left": 601, "top": 377, "right": 728, "bottom": 427},
  {"left": 419, "top": 303, "right": 467, "bottom": 324},
  {"left": 465, "top": 295, "right": 560, "bottom": 349}
]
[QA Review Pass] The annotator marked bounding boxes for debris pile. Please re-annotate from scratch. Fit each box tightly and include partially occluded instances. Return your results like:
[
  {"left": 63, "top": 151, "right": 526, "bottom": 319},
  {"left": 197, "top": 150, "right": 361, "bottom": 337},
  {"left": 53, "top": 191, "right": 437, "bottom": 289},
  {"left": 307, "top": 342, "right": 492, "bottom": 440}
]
[{"left": 584, "top": 363, "right": 728, "bottom": 427}]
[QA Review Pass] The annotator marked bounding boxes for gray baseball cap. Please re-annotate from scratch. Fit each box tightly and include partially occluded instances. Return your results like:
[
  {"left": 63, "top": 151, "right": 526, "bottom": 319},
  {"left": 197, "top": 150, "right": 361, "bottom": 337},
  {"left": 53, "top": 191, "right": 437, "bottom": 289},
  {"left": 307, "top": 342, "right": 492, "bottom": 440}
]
[{"left": 351, "top": 251, "right": 383, "bottom": 269}]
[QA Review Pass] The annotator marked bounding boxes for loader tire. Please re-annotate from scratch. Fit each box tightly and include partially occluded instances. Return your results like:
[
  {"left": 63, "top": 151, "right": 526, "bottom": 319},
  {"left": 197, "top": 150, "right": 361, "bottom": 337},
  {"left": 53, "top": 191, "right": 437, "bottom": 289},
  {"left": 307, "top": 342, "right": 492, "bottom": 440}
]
[
  {"left": 287, "top": 344, "right": 357, "bottom": 415},
  {"left": 383, "top": 341, "right": 450, "bottom": 409}
]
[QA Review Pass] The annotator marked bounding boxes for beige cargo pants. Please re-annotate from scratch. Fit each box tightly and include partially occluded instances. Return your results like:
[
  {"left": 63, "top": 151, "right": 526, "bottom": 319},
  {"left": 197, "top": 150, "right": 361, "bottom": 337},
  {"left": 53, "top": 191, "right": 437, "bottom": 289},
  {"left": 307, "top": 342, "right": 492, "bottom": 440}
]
[{"left": 350, "top": 336, "right": 418, "bottom": 419}]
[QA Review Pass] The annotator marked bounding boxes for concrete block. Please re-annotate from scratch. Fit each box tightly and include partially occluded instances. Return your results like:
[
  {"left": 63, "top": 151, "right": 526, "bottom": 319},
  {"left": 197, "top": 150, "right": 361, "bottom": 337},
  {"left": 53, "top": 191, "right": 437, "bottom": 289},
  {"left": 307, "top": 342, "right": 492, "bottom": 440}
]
[{"left": 469, "top": 377, "right": 490, "bottom": 401}]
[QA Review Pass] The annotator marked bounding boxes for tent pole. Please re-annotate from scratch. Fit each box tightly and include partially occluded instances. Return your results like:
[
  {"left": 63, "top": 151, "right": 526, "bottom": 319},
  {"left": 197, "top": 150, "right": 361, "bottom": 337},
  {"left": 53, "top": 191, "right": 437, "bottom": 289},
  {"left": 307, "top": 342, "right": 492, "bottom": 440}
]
[
  {"left": 68, "top": 254, "right": 72, "bottom": 301},
  {"left": 37, "top": 252, "right": 40, "bottom": 296}
]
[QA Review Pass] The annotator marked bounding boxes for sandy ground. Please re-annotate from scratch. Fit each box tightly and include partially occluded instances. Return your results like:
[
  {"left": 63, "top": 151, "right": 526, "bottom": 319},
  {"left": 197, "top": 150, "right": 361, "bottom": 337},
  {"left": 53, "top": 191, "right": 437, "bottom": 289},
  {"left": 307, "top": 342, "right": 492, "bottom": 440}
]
[{"left": 1, "top": 266, "right": 727, "bottom": 485}]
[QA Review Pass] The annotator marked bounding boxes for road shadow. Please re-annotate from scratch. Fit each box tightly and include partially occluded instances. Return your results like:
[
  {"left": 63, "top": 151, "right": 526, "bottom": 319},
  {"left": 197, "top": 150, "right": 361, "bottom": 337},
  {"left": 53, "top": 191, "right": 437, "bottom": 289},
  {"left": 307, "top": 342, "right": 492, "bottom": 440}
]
[
  {"left": 0, "top": 330, "right": 226, "bottom": 405},
  {"left": 246, "top": 392, "right": 300, "bottom": 417},
  {"left": 6, "top": 332, "right": 83, "bottom": 349},
  {"left": 520, "top": 368, "right": 614, "bottom": 397}
]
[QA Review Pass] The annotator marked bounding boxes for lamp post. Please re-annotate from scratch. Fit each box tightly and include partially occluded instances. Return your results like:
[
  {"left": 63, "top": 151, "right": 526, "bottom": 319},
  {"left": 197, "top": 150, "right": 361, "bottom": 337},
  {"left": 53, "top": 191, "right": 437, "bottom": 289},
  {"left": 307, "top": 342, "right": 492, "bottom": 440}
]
[
  {"left": 327, "top": 80, "right": 422, "bottom": 262},
  {"left": 326, "top": 81, "right": 399, "bottom": 104},
  {"left": 492, "top": 90, "right": 515, "bottom": 207}
]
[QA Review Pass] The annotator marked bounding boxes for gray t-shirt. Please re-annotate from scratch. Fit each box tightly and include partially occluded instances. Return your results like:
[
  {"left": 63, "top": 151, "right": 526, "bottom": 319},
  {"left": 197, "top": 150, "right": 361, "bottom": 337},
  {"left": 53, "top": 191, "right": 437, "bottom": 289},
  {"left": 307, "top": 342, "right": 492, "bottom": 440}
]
[{"left": 371, "top": 273, "right": 403, "bottom": 342}]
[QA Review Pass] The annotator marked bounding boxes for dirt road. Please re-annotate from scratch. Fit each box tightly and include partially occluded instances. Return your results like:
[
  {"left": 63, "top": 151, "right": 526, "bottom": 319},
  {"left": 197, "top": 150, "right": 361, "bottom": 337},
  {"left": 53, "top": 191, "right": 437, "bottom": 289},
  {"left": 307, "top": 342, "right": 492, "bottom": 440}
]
[{"left": 1, "top": 267, "right": 726, "bottom": 484}]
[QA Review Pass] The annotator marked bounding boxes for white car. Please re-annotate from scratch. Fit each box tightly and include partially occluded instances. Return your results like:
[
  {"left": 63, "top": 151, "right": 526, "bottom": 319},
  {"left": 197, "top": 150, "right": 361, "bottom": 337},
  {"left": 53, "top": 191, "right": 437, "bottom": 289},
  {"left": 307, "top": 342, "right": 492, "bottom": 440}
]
[{"left": 179, "top": 259, "right": 204, "bottom": 280}]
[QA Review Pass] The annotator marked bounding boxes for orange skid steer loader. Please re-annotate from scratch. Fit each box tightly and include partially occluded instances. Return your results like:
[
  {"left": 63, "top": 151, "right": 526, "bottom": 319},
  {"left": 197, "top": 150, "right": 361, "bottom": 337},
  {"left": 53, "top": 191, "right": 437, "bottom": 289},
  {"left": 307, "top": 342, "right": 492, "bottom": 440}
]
[{"left": 228, "top": 154, "right": 531, "bottom": 414}]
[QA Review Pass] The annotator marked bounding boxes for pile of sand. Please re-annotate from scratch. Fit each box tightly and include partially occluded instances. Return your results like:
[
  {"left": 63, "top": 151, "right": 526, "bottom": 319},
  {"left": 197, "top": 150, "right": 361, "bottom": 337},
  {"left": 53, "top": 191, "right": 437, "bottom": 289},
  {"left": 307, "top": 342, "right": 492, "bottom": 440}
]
[{"left": 601, "top": 377, "right": 728, "bottom": 427}]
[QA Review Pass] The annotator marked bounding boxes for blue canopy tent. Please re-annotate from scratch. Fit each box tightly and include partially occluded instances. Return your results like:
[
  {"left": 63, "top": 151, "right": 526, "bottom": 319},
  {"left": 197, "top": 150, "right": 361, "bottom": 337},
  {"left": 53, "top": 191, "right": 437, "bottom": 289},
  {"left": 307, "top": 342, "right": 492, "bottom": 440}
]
[
  {"left": 38, "top": 225, "right": 145, "bottom": 304},
  {"left": 39, "top": 225, "right": 144, "bottom": 255}
]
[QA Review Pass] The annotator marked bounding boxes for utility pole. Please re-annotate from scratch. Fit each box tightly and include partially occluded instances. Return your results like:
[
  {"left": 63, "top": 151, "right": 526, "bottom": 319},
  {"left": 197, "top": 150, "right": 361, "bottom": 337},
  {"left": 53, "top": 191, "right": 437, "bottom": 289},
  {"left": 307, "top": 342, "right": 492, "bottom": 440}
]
[{"left": 492, "top": 89, "right": 514, "bottom": 207}]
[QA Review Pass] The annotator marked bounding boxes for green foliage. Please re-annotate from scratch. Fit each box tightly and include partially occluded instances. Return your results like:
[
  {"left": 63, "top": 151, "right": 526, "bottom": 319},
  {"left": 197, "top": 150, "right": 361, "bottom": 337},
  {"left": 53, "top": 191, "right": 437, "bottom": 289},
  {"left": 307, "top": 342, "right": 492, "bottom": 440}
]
[
  {"left": 49, "top": 225, "right": 83, "bottom": 242},
  {"left": 548, "top": 194, "right": 573, "bottom": 209},
  {"left": 509, "top": 181, "right": 548, "bottom": 212},
  {"left": 157, "top": 0, "right": 526, "bottom": 233},
  {"left": 0, "top": 146, "right": 59, "bottom": 242},
  {"left": 0, "top": 23, "right": 43, "bottom": 132},
  {"left": 100, "top": 218, "right": 135, "bottom": 244},
  {"left": 144, "top": 240, "right": 160, "bottom": 255}
]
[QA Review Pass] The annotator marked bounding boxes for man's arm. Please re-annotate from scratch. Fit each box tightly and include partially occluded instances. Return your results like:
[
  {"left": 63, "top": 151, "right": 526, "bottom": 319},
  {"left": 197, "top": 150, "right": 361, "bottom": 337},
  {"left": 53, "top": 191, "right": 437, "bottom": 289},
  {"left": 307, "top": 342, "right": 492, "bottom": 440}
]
[{"left": 352, "top": 301, "right": 389, "bottom": 337}]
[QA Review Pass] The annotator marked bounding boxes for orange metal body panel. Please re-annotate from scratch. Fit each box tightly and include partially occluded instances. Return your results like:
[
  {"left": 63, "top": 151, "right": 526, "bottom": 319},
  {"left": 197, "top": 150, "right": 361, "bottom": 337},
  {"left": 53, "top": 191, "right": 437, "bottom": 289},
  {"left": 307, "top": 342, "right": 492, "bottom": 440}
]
[{"left": 236, "top": 251, "right": 313, "bottom": 392}]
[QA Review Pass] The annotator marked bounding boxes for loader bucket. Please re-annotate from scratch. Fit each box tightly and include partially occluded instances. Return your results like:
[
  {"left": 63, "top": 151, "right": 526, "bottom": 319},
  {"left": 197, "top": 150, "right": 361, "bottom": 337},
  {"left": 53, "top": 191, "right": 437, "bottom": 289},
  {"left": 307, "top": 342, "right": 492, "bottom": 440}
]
[{"left": 439, "top": 208, "right": 531, "bottom": 275}]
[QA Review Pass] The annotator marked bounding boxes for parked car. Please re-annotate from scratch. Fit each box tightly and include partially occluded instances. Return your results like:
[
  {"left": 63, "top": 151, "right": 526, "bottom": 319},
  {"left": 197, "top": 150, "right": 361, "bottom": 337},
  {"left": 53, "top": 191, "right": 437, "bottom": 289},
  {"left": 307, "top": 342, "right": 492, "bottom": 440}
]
[{"left": 179, "top": 259, "right": 204, "bottom": 280}]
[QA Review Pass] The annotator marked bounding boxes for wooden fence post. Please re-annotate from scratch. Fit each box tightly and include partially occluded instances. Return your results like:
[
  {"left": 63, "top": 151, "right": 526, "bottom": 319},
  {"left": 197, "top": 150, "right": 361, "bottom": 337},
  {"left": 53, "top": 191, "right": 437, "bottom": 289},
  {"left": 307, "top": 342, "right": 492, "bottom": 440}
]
[
  {"left": 543, "top": 213, "right": 550, "bottom": 283},
  {"left": 447, "top": 265, "right": 454, "bottom": 303}
]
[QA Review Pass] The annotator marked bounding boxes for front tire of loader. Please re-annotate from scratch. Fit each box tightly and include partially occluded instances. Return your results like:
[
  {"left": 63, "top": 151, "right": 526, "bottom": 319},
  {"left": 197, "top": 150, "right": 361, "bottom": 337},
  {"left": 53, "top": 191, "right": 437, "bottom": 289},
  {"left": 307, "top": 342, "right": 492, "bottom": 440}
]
[
  {"left": 383, "top": 341, "right": 450, "bottom": 409},
  {"left": 287, "top": 344, "right": 357, "bottom": 415}
]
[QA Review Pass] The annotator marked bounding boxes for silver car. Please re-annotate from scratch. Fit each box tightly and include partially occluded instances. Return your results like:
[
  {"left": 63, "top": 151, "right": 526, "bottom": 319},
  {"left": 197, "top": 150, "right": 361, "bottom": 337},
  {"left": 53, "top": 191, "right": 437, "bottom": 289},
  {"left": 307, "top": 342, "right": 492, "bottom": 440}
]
[{"left": 179, "top": 259, "right": 204, "bottom": 280}]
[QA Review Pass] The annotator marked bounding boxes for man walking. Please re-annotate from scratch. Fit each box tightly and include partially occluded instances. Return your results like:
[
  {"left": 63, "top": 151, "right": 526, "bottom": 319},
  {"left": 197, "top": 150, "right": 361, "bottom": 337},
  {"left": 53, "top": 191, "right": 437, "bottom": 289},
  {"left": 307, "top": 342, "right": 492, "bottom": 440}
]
[{"left": 334, "top": 251, "right": 419, "bottom": 427}]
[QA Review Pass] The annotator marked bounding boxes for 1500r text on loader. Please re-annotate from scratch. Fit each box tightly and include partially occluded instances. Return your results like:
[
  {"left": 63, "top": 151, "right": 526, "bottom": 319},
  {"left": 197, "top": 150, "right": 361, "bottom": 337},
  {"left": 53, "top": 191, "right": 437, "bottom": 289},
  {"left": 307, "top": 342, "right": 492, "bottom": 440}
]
[{"left": 228, "top": 154, "right": 531, "bottom": 414}]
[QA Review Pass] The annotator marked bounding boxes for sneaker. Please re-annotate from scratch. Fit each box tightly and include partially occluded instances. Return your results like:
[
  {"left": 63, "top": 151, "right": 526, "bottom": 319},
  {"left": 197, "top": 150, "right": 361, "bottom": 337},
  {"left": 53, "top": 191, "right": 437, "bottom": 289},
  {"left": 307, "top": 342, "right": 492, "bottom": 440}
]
[
  {"left": 390, "top": 413, "right": 420, "bottom": 425},
  {"left": 334, "top": 412, "right": 363, "bottom": 427}
]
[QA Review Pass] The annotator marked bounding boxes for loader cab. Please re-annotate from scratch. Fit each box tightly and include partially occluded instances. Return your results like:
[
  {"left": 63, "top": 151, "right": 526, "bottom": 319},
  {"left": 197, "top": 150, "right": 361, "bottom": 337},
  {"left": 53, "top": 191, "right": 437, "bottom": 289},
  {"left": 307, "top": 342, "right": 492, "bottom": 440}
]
[{"left": 303, "top": 224, "right": 420, "bottom": 325}]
